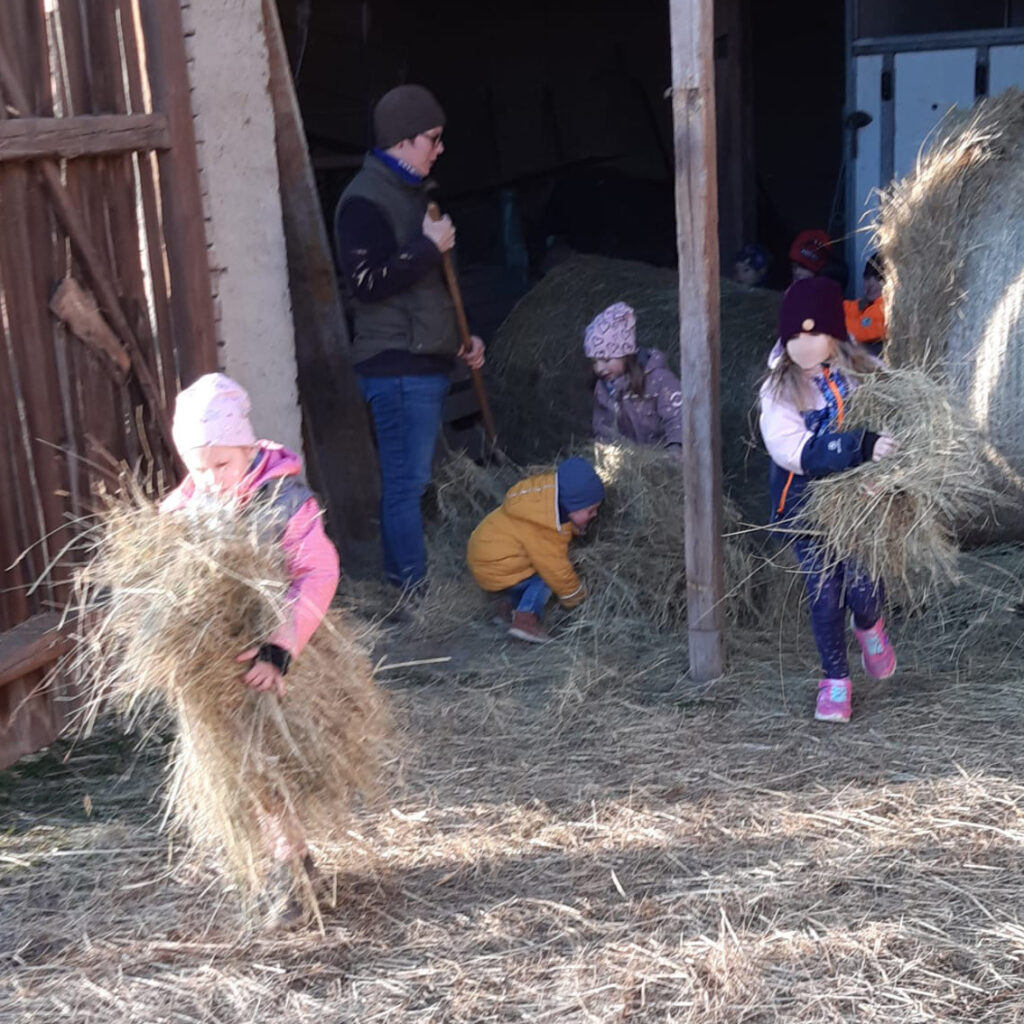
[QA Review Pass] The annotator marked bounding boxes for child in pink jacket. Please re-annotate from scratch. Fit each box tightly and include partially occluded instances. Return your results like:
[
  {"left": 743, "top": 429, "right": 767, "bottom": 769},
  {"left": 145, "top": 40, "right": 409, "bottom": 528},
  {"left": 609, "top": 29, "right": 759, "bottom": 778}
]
[{"left": 162, "top": 373, "right": 339, "bottom": 920}]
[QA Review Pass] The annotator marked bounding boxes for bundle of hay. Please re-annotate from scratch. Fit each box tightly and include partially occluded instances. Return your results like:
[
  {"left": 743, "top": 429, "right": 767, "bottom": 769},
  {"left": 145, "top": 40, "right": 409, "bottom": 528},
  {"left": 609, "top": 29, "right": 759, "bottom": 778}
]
[
  {"left": 876, "top": 89, "right": 1024, "bottom": 537},
  {"left": 74, "top": 496, "right": 390, "bottom": 904},
  {"left": 797, "top": 368, "right": 998, "bottom": 606},
  {"left": 488, "top": 255, "right": 779, "bottom": 519}
]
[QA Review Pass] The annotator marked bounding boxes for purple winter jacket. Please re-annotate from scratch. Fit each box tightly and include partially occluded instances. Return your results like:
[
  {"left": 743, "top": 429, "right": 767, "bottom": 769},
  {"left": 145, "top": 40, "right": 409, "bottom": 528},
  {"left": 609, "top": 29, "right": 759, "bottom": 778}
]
[{"left": 592, "top": 348, "right": 683, "bottom": 447}]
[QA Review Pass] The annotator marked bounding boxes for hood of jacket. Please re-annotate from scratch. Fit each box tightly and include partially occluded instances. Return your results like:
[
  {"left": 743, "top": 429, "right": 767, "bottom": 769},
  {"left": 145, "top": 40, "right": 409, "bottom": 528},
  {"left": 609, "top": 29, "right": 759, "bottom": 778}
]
[{"left": 501, "top": 471, "right": 574, "bottom": 535}]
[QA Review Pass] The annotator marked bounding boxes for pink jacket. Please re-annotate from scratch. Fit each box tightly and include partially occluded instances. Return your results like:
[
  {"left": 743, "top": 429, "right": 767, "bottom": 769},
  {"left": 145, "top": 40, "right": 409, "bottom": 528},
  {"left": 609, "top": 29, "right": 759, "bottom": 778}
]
[{"left": 161, "top": 442, "right": 340, "bottom": 657}]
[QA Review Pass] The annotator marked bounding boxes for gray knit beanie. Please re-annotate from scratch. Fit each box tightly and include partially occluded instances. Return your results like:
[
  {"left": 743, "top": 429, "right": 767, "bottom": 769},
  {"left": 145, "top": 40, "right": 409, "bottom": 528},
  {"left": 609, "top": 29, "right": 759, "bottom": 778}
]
[{"left": 373, "top": 85, "right": 446, "bottom": 149}]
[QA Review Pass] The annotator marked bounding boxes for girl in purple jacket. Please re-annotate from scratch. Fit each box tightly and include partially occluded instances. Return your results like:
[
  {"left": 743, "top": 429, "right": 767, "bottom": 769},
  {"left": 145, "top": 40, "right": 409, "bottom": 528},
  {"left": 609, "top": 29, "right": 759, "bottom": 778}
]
[
  {"left": 759, "top": 279, "right": 898, "bottom": 724},
  {"left": 584, "top": 303, "right": 683, "bottom": 448}
]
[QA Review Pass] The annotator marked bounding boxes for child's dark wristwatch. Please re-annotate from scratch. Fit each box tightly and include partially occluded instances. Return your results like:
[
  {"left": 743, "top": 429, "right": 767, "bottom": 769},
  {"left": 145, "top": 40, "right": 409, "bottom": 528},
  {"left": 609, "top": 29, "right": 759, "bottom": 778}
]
[{"left": 257, "top": 643, "right": 292, "bottom": 675}]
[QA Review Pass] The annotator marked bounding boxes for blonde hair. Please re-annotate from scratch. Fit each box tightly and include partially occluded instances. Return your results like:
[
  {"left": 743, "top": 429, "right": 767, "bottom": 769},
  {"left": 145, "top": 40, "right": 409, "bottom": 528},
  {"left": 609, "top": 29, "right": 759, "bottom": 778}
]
[{"left": 765, "top": 336, "right": 879, "bottom": 411}]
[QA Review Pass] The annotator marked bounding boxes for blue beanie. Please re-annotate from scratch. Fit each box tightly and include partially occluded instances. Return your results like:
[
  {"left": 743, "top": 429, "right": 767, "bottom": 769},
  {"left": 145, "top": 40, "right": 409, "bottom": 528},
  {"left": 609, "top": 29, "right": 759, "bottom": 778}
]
[{"left": 556, "top": 457, "right": 605, "bottom": 512}]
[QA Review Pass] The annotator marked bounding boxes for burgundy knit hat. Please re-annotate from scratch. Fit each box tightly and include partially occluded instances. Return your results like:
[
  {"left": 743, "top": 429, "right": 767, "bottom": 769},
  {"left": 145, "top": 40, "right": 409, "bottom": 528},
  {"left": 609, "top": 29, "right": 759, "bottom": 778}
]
[
  {"left": 779, "top": 278, "right": 847, "bottom": 343},
  {"left": 373, "top": 85, "right": 446, "bottom": 149}
]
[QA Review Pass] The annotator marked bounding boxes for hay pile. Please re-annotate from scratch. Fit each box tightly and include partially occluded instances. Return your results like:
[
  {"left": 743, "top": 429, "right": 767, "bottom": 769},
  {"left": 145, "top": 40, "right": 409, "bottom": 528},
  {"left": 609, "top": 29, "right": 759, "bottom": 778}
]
[
  {"left": 876, "top": 89, "right": 1024, "bottom": 536},
  {"left": 417, "top": 444, "right": 786, "bottom": 641},
  {"left": 488, "top": 255, "right": 778, "bottom": 506},
  {"left": 73, "top": 496, "right": 390, "bottom": 905},
  {"left": 798, "top": 368, "right": 998, "bottom": 605}
]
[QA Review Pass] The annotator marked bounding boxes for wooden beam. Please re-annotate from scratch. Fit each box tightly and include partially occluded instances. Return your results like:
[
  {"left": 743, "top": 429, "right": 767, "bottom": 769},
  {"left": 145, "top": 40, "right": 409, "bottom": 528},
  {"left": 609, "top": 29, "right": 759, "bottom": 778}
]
[
  {"left": 0, "top": 113, "right": 169, "bottom": 162},
  {"left": 670, "top": 0, "right": 726, "bottom": 681},
  {"left": 0, "top": 612, "right": 71, "bottom": 690},
  {"left": 262, "top": 0, "right": 381, "bottom": 570}
]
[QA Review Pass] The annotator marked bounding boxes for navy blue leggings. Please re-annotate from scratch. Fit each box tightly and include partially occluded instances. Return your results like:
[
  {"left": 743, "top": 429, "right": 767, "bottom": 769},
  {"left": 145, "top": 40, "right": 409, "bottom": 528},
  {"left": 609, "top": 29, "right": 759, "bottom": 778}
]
[{"left": 792, "top": 537, "right": 885, "bottom": 678}]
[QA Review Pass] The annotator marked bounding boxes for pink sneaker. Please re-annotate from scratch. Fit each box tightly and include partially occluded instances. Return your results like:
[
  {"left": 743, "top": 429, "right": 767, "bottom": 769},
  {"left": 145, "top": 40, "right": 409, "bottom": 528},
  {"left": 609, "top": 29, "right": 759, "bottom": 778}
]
[
  {"left": 851, "top": 616, "right": 897, "bottom": 680},
  {"left": 815, "top": 678, "right": 852, "bottom": 723}
]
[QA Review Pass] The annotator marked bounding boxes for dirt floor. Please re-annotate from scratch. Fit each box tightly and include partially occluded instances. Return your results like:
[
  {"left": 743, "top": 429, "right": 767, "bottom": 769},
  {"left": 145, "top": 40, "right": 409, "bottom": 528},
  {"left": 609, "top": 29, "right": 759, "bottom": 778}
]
[{"left": 4, "top": 546, "right": 1024, "bottom": 1022}]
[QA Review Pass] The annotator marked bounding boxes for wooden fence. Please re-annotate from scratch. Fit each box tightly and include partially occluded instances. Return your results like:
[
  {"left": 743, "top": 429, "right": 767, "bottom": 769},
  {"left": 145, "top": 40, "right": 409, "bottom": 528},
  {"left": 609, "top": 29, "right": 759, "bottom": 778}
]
[{"left": 0, "top": 0, "right": 217, "bottom": 767}]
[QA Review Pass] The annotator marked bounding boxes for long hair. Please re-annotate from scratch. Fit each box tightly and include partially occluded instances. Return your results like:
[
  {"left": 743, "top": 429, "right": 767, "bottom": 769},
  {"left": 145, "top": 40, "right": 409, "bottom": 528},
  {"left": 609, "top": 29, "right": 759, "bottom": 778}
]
[
  {"left": 764, "top": 336, "right": 880, "bottom": 412},
  {"left": 591, "top": 352, "right": 647, "bottom": 397}
]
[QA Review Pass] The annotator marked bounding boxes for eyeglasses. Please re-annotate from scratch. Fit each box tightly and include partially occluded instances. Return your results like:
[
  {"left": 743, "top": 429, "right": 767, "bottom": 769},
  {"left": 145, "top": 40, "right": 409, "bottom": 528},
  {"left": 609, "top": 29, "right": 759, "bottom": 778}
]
[{"left": 419, "top": 130, "right": 443, "bottom": 149}]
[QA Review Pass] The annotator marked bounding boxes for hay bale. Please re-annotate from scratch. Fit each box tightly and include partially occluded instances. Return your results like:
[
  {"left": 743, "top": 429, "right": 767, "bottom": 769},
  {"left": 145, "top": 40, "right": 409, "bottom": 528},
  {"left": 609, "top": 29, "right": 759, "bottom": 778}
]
[
  {"left": 73, "top": 497, "right": 391, "bottom": 902},
  {"left": 488, "top": 255, "right": 779, "bottom": 518},
  {"left": 876, "top": 89, "right": 1024, "bottom": 536},
  {"left": 797, "top": 368, "right": 998, "bottom": 607}
]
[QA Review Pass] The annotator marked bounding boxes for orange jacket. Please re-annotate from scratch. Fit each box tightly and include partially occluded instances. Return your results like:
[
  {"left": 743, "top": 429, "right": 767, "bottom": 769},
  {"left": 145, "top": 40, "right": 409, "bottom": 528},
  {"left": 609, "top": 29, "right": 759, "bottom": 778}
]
[
  {"left": 844, "top": 297, "right": 886, "bottom": 344},
  {"left": 466, "top": 471, "right": 585, "bottom": 607}
]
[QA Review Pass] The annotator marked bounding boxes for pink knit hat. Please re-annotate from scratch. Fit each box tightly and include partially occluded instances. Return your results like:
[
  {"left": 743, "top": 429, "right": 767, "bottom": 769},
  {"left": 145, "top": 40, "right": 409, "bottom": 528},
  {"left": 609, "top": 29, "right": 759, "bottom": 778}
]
[
  {"left": 583, "top": 302, "right": 637, "bottom": 359},
  {"left": 172, "top": 373, "right": 257, "bottom": 453}
]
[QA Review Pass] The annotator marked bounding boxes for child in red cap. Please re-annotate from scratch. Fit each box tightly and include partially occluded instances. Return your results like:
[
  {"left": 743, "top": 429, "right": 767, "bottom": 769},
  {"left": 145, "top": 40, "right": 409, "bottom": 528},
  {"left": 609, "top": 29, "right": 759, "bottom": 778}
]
[{"left": 789, "top": 229, "right": 832, "bottom": 281}]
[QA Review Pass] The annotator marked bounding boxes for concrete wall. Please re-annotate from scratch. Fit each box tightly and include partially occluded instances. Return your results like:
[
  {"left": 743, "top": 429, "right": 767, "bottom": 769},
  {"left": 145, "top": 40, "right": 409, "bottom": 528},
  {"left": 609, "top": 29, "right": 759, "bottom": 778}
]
[{"left": 180, "top": 0, "right": 303, "bottom": 456}]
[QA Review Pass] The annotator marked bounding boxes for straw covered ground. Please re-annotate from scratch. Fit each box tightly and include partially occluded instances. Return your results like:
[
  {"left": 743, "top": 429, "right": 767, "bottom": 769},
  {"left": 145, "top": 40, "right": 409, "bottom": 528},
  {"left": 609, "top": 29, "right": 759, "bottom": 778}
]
[
  {"left": 6, "top": 506, "right": 1024, "bottom": 1019},
  {"left": 5, "top": 240, "right": 1024, "bottom": 1018}
]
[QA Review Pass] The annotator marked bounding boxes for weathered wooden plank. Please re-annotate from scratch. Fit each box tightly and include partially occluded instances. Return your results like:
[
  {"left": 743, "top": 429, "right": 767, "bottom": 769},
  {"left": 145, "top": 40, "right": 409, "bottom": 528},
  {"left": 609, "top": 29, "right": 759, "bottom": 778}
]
[
  {"left": 262, "top": 0, "right": 381, "bottom": 568},
  {"left": 0, "top": 612, "right": 71, "bottom": 690},
  {"left": 669, "top": 0, "right": 725, "bottom": 681},
  {"left": 0, "top": 113, "right": 169, "bottom": 162},
  {"left": 0, "top": 668, "right": 69, "bottom": 770},
  {"left": 119, "top": 0, "right": 176, "bottom": 411},
  {"left": 138, "top": 0, "right": 219, "bottom": 386},
  {"left": 86, "top": 3, "right": 149, "bottom": 471},
  {"left": 0, "top": 161, "right": 67, "bottom": 611},
  {"left": 56, "top": 0, "right": 123, "bottom": 496}
]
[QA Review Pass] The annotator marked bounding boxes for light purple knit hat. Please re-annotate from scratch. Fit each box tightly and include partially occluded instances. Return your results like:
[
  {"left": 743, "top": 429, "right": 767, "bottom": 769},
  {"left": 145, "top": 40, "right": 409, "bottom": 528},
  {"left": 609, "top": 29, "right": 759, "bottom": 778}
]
[
  {"left": 583, "top": 302, "right": 637, "bottom": 359},
  {"left": 172, "top": 373, "right": 257, "bottom": 453}
]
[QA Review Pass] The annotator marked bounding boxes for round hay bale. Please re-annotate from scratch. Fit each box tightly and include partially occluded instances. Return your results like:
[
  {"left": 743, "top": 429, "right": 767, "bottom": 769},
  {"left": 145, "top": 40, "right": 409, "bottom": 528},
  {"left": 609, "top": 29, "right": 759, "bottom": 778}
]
[
  {"left": 487, "top": 254, "right": 780, "bottom": 522},
  {"left": 877, "top": 88, "right": 1024, "bottom": 538}
]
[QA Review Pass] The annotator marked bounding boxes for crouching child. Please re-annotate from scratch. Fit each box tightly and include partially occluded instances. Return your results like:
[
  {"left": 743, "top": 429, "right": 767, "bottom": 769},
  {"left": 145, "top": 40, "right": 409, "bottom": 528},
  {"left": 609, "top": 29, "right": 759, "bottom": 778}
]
[{"left": 466, "top": 457, "right": 604, "bottom": 643}]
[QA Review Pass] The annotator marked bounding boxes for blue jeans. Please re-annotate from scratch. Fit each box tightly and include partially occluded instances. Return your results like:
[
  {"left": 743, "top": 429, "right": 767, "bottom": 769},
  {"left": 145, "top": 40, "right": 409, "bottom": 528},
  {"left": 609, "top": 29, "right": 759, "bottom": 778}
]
[
  {"left": 505, "top": 574, "right": 551, "bottom": 617},
  {"left": 793, "top": 537, "right": 885, "bottom": 678},
  {"left": 359, "top": 373, "right": 450, "bottom": 587}
]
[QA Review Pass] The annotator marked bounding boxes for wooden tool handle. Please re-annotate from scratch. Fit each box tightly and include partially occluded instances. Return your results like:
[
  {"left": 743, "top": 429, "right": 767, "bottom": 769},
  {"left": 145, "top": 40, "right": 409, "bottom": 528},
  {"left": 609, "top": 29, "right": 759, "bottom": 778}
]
[{"left": 426, "top": 202, "right": 497, "bottom": 445}]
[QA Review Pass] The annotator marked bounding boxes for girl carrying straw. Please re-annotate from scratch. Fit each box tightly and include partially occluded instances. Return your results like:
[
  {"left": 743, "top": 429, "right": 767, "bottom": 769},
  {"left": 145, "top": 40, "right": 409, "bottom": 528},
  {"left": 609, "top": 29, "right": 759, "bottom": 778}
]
[
  {"left": 584, "top": 302, "right": 683, "bottom": 449},
  {"left": 759, "top": 279, "right": 898, "bottom": 724},
  {"left": 162, "top": 373, "right": 340, "bottom": 924}
]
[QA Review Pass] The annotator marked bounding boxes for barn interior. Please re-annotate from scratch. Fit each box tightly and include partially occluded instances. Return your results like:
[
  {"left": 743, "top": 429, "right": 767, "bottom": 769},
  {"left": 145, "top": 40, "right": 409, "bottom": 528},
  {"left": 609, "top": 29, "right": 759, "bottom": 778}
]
[{"left": 274, "top": 0, "right": 845, "bottom": 318}]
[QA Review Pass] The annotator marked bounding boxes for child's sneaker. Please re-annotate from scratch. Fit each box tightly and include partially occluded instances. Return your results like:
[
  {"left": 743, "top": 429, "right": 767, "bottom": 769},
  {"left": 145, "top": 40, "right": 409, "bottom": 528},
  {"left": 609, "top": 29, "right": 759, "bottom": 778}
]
[
  {"left": 815, "top": 677, "right": 852, "bottom": 723},
  {"left": 851, "top": 616, "right": 897, "bottom": 680},
  {"left": 508, "top": 611, "right": 551, "bottom": 644}
]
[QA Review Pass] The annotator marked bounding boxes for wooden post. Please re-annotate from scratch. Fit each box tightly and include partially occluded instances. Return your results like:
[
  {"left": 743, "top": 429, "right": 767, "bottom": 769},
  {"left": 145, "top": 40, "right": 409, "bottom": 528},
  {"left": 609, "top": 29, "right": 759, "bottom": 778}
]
[
  {"left": 262, "top": 0, "right": 381, "bottom": 571},
  {"left": 669, "top": 0, "right": 725, "bottom": 680}
]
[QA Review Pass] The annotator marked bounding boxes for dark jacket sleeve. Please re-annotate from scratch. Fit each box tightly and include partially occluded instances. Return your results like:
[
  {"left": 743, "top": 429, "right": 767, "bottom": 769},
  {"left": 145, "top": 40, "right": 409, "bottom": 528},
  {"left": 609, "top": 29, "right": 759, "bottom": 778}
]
[
  {"left": 334, "top": 196, "right": 441, "bottom": 302},
  {"left": 800, "top": 428, "right": 879, "bottom": 478}
]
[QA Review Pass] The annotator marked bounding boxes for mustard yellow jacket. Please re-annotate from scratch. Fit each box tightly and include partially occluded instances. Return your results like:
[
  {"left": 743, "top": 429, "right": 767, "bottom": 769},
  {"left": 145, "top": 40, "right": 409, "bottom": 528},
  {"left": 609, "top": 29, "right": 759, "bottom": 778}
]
[{"left": 466, "top": 471, "right": 585, "bottom": 608}]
